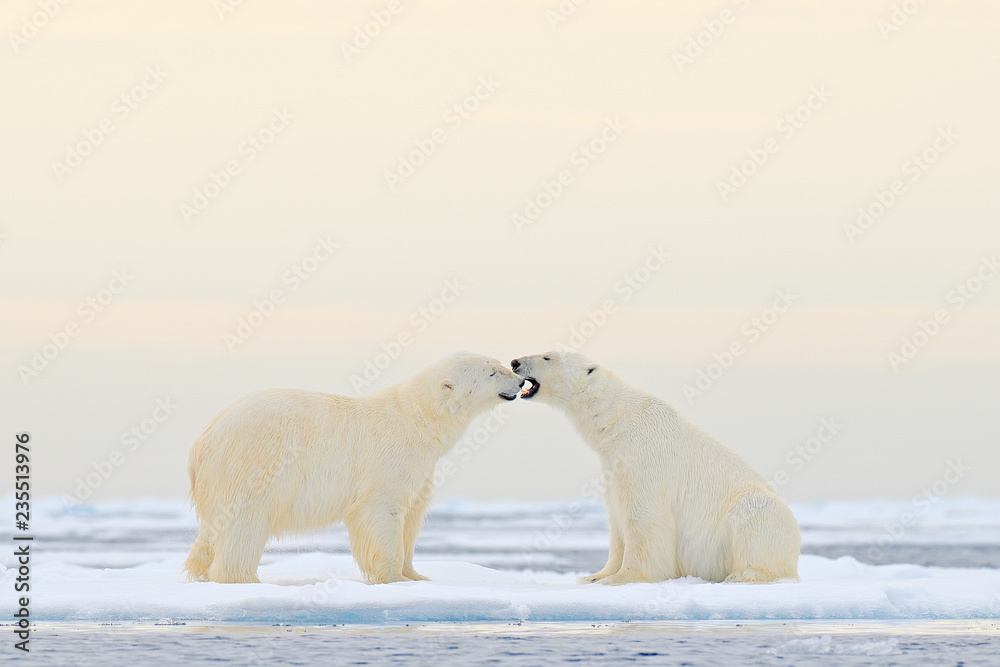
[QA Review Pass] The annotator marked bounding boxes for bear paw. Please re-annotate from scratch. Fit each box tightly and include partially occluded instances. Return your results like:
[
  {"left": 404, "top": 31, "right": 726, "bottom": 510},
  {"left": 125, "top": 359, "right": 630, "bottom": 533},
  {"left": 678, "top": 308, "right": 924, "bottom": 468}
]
[
  {"left": 597, "top": 570, "right": 662, "bottom": 586},
  {"left": 368, "top": 572, "right": 409, "bottom": 584},
  {"left": 724, "top": 568, "right": 771, "bottom": 583},
  {"left": 402, "top": 568, "right": 430, "bottom": 582}
]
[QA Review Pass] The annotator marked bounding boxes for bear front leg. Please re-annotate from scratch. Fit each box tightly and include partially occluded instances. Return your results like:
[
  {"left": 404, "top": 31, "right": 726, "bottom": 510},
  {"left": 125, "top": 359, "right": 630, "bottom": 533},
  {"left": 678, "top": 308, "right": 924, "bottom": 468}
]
[
  {"left": 598, "top": 509, "right": 678, "bottom": 585},
  {"left": 579, "top": 509, "right": 624, "bottom": 584},
  {"left": 401, "top": 481, "right": 432, "bottom": 581},
  {"left": 345, "top": 502, "right": 408, "bottom": 584}
]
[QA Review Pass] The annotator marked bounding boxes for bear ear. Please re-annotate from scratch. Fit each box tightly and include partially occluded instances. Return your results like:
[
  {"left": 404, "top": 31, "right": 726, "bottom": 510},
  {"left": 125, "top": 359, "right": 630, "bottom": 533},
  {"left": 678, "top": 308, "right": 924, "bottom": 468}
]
[
  {"left": 440, "top": 379, "right": 461, "bottom": 414},
  {"left": 586, "top": 365, "right": 598, "bottom": 375}
]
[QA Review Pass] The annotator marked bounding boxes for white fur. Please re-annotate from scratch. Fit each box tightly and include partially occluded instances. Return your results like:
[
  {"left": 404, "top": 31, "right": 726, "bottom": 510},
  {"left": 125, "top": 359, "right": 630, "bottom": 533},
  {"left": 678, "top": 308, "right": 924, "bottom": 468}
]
[
  {"left": 184, "top": 352, "right": 523, "bottom": 584},
  {"left": 512, "top": 351, "right": 800, "bottom": 585}
]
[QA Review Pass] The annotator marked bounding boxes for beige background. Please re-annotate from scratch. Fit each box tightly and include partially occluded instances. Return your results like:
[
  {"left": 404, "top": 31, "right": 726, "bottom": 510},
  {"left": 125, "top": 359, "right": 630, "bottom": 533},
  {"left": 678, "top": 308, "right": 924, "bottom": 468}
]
[{"left": 2, "top": 0, "right": 998, "bottom": 504}]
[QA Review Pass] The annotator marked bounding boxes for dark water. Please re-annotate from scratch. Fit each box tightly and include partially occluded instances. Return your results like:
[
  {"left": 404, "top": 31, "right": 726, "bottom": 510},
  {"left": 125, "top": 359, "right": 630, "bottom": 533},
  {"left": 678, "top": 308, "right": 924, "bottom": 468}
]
[
  {"left": 19, "top": 620, "right": 1000, "bottom": 666},
  {"left": 801, "top": 543, "right": 1000, "bottom": 570}
]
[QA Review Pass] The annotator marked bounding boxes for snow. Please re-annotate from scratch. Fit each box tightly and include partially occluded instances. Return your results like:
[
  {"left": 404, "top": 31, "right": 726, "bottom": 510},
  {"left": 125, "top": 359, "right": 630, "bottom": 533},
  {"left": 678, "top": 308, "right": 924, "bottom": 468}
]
[
  {"left": 14, "top": 554, "right": 1000, "bottom": 624},
  {"left": 2, "top": 496, "right": 999, "bottom": 623}
]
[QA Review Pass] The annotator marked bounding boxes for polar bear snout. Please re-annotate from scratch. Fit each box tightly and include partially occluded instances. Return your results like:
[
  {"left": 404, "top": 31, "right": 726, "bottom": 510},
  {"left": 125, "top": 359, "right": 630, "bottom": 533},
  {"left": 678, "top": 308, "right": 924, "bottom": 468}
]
[
  {"left": 510, "top": 355, "right": 543, "bottom": 399},
  {"left": 510, "top": 355, "right": 536, "bottom": 375},
  {"left": 495, "top": 367, "right": 526, "bottom": 401},
  {"left": 512, "top": 351, "right": 603, "bottom": 404},
  {"left": 498, "top": 379, "right": 522, "bottom": 401}
]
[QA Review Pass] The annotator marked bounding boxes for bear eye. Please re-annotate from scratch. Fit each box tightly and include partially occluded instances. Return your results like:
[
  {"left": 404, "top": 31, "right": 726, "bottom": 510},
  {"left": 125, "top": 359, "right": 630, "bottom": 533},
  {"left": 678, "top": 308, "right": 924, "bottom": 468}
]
[
  {"left": 543, "top": 356, "right": 551, "bottom": 361},
  {"left": 490, "top": 370, "right": 496, "bottom": 376}
]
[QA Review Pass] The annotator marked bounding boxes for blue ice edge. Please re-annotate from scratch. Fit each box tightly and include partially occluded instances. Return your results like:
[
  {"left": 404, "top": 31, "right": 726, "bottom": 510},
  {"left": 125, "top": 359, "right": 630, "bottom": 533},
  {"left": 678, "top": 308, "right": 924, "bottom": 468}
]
[
  {"left": 29, "top": 602, "right": 1000, "bottom": 624},
  {"left": 28, "top": 611, "right": 1000, "bottom": 624}
]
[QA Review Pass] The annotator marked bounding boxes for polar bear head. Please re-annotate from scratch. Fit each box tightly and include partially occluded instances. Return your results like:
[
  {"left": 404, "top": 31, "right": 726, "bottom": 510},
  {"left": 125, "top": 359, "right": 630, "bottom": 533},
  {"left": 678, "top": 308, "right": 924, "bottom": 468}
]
[
  {"left": 509, "top": 351, "right": 604, "bottom": 407},
  {"left": 425, "top": 352, "right": 525, "bottom": 416}
]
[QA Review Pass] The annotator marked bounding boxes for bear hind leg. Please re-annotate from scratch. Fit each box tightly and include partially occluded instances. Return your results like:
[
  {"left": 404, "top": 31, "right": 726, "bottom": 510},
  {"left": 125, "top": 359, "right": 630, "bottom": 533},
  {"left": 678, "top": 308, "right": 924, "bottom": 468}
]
[
  {"left": 206, "top": 511, "right": 270, "bottom": 584},
  {"left": 726, "top": 492, "right": 801, "bottom": 583},
  {"left": 183, "top": 530, "right": 214, "bottom": 581}
]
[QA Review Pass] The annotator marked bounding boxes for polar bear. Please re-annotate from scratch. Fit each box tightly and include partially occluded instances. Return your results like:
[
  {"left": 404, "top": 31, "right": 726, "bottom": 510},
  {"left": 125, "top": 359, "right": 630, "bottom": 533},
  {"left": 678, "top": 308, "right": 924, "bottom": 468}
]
[
  {"left": 511, "top": 351, "right": 800, "bottom": 584},
  {"left": 184, "top": 352, "right": 524, "bottom": 584}
]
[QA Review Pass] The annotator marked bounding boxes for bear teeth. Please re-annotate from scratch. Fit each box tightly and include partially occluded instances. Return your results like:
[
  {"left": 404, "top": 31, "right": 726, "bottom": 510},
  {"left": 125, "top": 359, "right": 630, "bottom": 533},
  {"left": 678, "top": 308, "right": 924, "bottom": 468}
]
[{"left": 520, "top": 378, "right": 539, "bottom": 399}]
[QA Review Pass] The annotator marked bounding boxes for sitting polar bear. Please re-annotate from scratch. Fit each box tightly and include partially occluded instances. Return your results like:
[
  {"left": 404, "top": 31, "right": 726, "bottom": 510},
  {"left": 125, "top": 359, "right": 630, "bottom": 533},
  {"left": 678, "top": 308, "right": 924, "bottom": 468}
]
[
  {"left": 511, "top": 351, "right": 800, "bottom": 584},
  {"left": 184, "top": 353, "right": 524, "bottom": 584}
]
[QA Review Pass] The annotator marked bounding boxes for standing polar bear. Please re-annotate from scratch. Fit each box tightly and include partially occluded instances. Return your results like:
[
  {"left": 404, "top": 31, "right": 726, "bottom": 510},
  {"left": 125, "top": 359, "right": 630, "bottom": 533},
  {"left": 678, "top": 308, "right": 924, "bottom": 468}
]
[
  {"left": 511, "top": 351, "right": 800, "bottom": 584},
  {"left": 184, "top": 353, "right": 524, "bottom": 584}
]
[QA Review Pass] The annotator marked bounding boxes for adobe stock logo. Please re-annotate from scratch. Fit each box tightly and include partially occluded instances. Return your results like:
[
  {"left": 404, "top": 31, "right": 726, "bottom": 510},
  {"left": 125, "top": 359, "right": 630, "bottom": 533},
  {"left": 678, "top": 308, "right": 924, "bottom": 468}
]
[
  {"left": 213, "top": 0, "right": 248, "bottom": 20},
  {"left": 179, "top": 108, "right": 294, "bottom": 223},
  {"left": 63, "top": 398, "right": 179, "bottom": 506},
  {"left": 340, "top": 0, "right": 408, "bottom": 63},
  {"left": 716, "top": 85, "right": 832, "bottom": 202},
  {"left": 511, "top": 117, "right": 627, "bottom": 234},
  {"left": 843, "top": 126, "right": 957, "bottom": 243},
  {"left": 350, "top": 278, "right": 468, "bottom": 394},
  {"left": 17, "top": 270, "right": 134, "bottom": 386},
  {"left": 877, "top": 0, "right": 931, "bottom": 40},
  {"left": 682, "top": 289, "right": 798, "bottom": 403},
  {"left": 672, "top": 0, "right": 754, "bottom": 73},
  {"left": 866, "top": 459, "right": 970, "bottom": 563},
  {"left": 8, "top": 0, "right": 72, "bottom": 53},
  {"left": 766, "top": 418, "right": 844, "bottom": 493},
  {"left": 544, "top": 0, "right": 589, "bottom": 30},
  {"left": 384, "top": 76, "right": 501, "bottom": 192},
  {"left": 224, "top": 236, "right": 339, "bottom": 352},
  {"left": 51, "top": 66, "right": 168, "bottom": 182},
  {"left": 554, "top": 246, "right": 670, "bottom": 353},
  {"left": 887, "top": 255, "right": 998, "bottom": 371}
]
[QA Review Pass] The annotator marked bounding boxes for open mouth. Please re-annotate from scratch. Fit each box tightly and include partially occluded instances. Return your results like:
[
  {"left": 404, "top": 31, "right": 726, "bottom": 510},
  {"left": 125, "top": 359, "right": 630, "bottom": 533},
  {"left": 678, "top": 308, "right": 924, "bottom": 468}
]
[
  {"left": 498, "top": 391, "right": 518, "bottom": 401},
  {"left": 520, "top": 378, "right": 539, "bottom": 399}
]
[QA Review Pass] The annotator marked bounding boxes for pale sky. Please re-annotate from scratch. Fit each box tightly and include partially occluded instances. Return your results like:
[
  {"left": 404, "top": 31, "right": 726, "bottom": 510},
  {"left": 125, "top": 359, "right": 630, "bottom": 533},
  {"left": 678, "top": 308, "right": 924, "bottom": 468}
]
[{"left": 2, "top": 1, "right": 999, "bottom": 504}]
